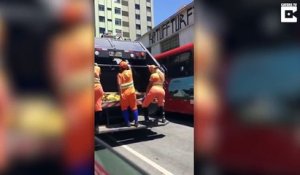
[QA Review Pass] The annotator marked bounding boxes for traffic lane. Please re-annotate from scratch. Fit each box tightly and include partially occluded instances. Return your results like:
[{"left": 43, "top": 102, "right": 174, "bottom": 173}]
[{"left": 98, "top": 114, "right": 194, "bottom": 175}]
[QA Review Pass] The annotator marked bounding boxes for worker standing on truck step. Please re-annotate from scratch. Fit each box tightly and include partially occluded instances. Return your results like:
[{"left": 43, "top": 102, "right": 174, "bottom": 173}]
[
  {"left": 117, "top": 60, "right": 139, "bottom": 127},
  {"left": 142, "top": 65, "right": 166, "bottom": 123},
  {"left": 94, "top": 63, "right": 104, "bottom": 130}
]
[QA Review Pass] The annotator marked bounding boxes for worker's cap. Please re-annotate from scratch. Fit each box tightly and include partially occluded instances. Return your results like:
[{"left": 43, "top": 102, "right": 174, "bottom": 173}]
[
  {"left": 62, "top": 1, "right": 92, "bottom": 24},
  {"left": 148, "top": 65, "right": 157, "bottom": 72},
  {"left": 119, "top": 61, "right": 129, "bottom": 69},
  {"left": 44, "top": 0, "right": 92, "bottom": 25}
]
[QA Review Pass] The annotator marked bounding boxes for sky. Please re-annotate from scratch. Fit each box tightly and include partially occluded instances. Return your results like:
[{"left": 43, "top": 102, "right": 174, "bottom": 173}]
[{"left": 153, "top": 0, "right": 193, "bottom": 26}]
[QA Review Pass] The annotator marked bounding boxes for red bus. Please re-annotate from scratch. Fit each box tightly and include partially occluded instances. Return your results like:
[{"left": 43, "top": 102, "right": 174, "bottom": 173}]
[
  {"left": 195, "top": 0, "right": 300, "bottom": 174},
  {"left": 154, "top": 43, "right": 194, "bottom": 115}
]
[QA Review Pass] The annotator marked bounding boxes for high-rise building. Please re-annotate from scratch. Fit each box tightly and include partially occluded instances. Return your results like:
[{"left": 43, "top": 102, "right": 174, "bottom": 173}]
[{"left": 94, "top": 0, "right": 154, "bottom": 41}]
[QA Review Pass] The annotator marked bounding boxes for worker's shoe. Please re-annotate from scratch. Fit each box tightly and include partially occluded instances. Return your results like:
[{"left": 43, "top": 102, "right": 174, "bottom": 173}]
[
  {"left": 159, "top": 106, "right": 166, "bottom": 123},
  {"left": 95, "top": 125, "right": 99, "bottom": 134},
  {"left": 143, "top": 108, "right": 150, "bottom": 122},
  {"left": 134, "top": 121, "right": 139, "bottom": 127}
]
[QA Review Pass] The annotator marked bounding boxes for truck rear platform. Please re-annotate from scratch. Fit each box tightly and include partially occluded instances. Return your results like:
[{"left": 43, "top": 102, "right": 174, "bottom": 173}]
[{"left": 96, "top": 116, "right": 169, "bottom": 134}]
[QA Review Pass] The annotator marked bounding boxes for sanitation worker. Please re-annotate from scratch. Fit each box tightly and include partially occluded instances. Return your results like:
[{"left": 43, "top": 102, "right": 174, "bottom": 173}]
[
  {"left": 117, "top": 60, "right": 139, "bottom": 127},
  {"left": 94, "top": 63, "right": 104, "bottom": 130},
  {"left": 142, "top": 65, "right": 166, "bottom": 123},
  {"left": 48, "top": 1, "right": 94, "bottom": 173}
]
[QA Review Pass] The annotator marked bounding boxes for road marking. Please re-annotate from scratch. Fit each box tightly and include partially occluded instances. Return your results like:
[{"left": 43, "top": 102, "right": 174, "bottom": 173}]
[
  {"left": 121, "top": 144, "right": 174, "bottom": 175},
  {"left": 105, "top": 134, "right": 174, "bottom": 175}
]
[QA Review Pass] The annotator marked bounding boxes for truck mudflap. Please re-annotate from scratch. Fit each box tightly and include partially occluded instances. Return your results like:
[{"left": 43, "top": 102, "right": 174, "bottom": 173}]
[{"left": 96, "top": 116, "right": 169, "bottom": 134}]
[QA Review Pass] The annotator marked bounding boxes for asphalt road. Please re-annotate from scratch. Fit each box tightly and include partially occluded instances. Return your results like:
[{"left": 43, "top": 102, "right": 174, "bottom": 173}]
[{"left": 97, "top": 114, "right": 194, "bottom": 175}]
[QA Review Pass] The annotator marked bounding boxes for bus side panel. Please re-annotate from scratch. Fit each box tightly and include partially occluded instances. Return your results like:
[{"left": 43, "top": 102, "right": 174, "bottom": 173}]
[{"left": 164, "top": 78, "right": 194, "bottom": 115}]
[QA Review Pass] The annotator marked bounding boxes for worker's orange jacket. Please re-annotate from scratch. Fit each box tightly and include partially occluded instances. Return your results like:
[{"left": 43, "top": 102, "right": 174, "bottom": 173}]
[
  {"left": 117, "top": 69, "right": 137, "bottom": 111},
  {"left": 142, "top": 70, "right": 165, "bottom": 107},
  {"left": 94, "top": 66, "right": 104, "bottom": 111},
  {"left": 118, "top": 69, "right": 135, "bottom": 95}
]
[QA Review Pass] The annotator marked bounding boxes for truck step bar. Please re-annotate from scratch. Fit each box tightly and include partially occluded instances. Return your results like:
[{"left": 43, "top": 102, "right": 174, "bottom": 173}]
[
  {"left": 96, "top": 63, "right": 148, "bottom": 68},
  {"left": 96, "top": 118, "right": 169, "bottom": 134}
]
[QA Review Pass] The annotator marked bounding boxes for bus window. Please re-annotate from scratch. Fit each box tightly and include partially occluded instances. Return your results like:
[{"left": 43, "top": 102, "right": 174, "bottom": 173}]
[
  {"left": 168, "top": 51, "right": 193, "bottom": 78},
  {"left": 226, "top": 47, "right": 300, "bottom": 124},
  {"left": 166, "top": 51, "right": 194, "bottom": 100},
  {"left": 158, "top": 57, "right": 168, "bottom": 67},
  {"left": 169, "top": 76, "right": 194, "bottom": 100}
]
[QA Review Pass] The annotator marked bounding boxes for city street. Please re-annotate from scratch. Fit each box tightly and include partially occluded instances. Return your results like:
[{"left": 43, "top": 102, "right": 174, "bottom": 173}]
[{"left": 96, "top": 114, "right": 194, "bottom": 175}]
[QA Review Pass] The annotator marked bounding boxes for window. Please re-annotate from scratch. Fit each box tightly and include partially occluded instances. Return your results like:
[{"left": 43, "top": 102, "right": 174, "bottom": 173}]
[
  {"left": 99, "top": 5, "right": 105, "bottom": 11},
  {"left": 168, "top": 51, "right": 193, "bottom": 78},
  {"left": 135, "top": 4, "right": 140, "bottom": 10},
  {"left": 122, "top": 21, "right": 129, "bottom": 27},
  {"left": 108, "top": 30, "right": 113, "bottom": 33},
  {"left": 123, "top": 32, "right": 130, "bottom": 38},
  {"left": 115, "top": 18, "right": 122, "bottom": 25},
  {"left": 107, "top": 7, "right": 112, "bottom": 11},
  {"left": 115, "top": 29, "right": 122, "bottom": 34},
  {"left": 122, "top": 0, "right": 128, "bottom": 6},
  {"left": 135, "top": 14, "right": 140, "bottom": 20},
  {"left": 226, "top": 49, "right": 300, "bottom": 124},
  {"left": 99, "top": 16, "right": 105, "bottom": 22},
  {"left": 147, "top": 0, "right": 151, "bottom": 2},
  {"left": 114, "top": 0, "right": 121, "bottom": 3},
  {"left": 161, "top": 34, "right": 179, "bottom": 52},
  {"left": 122, "top": 11, "right": 128, "bottom": 16},
  {"left": 108, "top": 19, "right": 112, "bottom": 22},
  {"left": 147, "top": 7, "right": 151, "bottom": 12},
  {"left": 136, "top": 24, "right": 141, "bottom": 30},
  {"left": 115, "top": 7, "right": 121, "bottom": 14},
  {"left": 136, "top": 34, "right": 141, "bottom": 38},
  {"left": 168, "top": 75, "right": 193, "bottom": 99},
  {"left": 147, "top": 16, "right": 152, "bottom": 21},
  {"left": 147, "top": 26, "right": 152, "bottom": 31},
  {"left": 99, "top": 27, "right": 106, "bottom": 34}
]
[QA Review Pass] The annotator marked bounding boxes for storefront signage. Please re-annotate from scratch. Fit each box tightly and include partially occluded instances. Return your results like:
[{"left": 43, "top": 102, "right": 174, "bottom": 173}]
[{"left": 149, "top": 5, "right": 194, "bottom": 45}]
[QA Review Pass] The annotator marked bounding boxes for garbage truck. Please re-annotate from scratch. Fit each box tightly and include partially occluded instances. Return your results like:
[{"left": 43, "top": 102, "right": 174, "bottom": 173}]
[{"left": 95, "top": 37, "right": 168, "bottom": 134}]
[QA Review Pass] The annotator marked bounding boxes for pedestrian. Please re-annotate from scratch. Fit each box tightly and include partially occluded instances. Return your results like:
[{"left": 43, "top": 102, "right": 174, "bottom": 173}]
[
  {"left": 117, "top": 60, "right": 139, "bottom": 127},
  {"left": 142, "top": 65, "right": 166, "bottom": 123},
  {"left": 94, "top": 63, "right": 104, "bottom": 130}
]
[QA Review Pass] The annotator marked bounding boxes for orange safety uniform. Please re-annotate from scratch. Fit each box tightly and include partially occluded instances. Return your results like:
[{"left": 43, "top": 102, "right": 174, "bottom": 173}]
[
  {"left": 49, "top": 2, "right": 94, "bottom": 172},
  {"left": 118, "top": 69, "right": 137, "bottom": 111},
  {"left": 94, "top": 65, "right": 104, "bottom": 111},
  {"left": 0, "top": 72, "right": 9, "bottom": 170},
  {"left": 142, "top": 68, "right": 165, "bottom": 107}
]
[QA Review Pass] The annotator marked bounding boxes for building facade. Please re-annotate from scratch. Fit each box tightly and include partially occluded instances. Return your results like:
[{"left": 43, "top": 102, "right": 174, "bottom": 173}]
[
  {"left": 137, "top": 2, "right": 194, "bottom": 55},
  {"left": 94, "top": 0, "right": 154, "bottom": 41}
]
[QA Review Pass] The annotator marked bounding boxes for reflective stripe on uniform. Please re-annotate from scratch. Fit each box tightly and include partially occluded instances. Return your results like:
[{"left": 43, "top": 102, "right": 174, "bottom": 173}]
[
  {"left": 94, "top": 78, "right": 100, "bottom": 84},
  {"left": 151, "top": 71, "right": 164, "bottom": 87},
  {"left": 120, "top": 81, "right": 134, "bottom": 89},
  {"left": 153, "top": 83, "right": 163, "bottom": 86}
]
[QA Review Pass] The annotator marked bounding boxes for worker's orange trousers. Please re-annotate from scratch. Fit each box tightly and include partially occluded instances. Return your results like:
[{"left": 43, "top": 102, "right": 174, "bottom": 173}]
[
  {"left": 120, "top": 92, "right": 137, "bottom": 111},
  {"left": 142, "top": 86, "right": 165, "bottom": 107}
]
